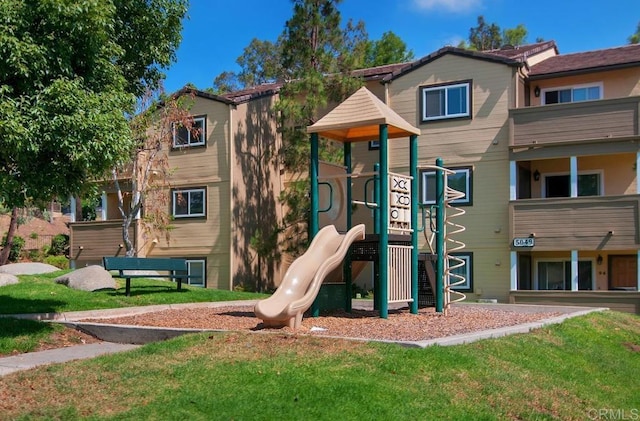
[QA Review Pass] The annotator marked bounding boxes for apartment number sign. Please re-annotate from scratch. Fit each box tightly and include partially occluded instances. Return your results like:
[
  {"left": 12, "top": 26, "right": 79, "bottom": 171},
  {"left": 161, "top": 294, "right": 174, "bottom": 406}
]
[
  {"left": 513, "top": 237, "right": 535, "bottom": 247},
  {"left": 389, "top": 174, "right": 411, "bottom": 227}
]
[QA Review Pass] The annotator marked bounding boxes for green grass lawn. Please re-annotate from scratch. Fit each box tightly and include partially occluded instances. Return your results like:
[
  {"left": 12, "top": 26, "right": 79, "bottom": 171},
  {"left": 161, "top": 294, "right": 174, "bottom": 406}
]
[
  {"left": 0, "top": 271, "right": 267, "bottom": 315},
  {"left": 0, "top": 310, "right": 638, "bottom": 420},
  {"left": 0, "top": 272, "right": 267, "bottom": 355}
]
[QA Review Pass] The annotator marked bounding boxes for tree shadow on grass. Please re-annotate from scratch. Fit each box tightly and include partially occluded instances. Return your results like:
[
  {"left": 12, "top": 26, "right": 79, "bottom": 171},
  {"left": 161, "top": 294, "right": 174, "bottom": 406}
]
[
  {"left": 105, "top": 285, "right": 190, "bottom": 297},
  {"left": 0, "top": 317, "right": 56, "bottom": 340},
  {"left": 0, "top": 296, "right": 67, "bottom": 317}
]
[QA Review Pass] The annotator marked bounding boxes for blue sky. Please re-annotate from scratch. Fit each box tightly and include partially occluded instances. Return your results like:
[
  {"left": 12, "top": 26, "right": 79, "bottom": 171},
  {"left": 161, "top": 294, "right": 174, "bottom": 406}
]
[{"left": 163, "top": 0, "right": 640, "bottom": 93}]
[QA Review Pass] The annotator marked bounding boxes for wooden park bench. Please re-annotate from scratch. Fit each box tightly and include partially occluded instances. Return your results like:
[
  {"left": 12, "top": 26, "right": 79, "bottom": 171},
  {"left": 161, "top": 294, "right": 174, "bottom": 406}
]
[{"left": 102, "top": 257, "right": 190, "bottom": 296}]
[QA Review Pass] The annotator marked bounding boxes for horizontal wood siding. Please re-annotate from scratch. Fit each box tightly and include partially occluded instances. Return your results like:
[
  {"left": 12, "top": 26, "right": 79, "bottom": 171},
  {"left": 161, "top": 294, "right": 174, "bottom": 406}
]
[
  {"left": 510, "top": 96, "right": 640, "bottom": 146},
  {"left": 509, "top": 291, "right": 640, "bottom": 314},
  {"left": 168, "top": 97, "right": 230, "bottom": 183},
  {"left": 69, "top": 221, "right": 136, "bottom": 267},
  {"left": 381, "top": 54, "right": 514, "bottom": 301},
  {"left": 150, "top": 180, "right": 231, "bottom": 289},
  {"left": 510, "top": 195, "right": 640, "bottom": 250},
  {"left": 230, "top": 95, "right": 285, "bottom": 290},
  {"left": 154, "top": 96, "right": 233, "bottom": 289}
]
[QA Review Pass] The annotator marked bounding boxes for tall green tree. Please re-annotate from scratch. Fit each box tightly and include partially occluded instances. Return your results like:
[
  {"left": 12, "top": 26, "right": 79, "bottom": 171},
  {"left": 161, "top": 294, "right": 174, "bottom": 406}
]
[
  {"left": 630, "top": 21, "right": 640, "bottom": 44},
  {"left": 0, "top": 0, "right": 187, "bottom": 264},
  {"left": 468, "top": 16, "right": 502, "bottom": 50},
  {"left": 274, "top": 0, "right": 366, "bottom": 257},
  {"left": 212, "top": 25, "right": 412, "bottom": 94},
  {"left": 503, "top": 24, "right": 528, "bottom": 47},
  {"left": 459, "top": 16, "right": 529, "bottom": 50},
  {"left": 363, "top": 31, "right": 415, "bottom": 67}
]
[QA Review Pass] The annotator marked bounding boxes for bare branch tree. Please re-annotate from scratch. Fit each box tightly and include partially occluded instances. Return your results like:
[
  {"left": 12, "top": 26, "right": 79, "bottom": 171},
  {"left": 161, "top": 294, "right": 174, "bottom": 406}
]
[{"left": 114, "top": 90, "right": 196, "bottom": 257}]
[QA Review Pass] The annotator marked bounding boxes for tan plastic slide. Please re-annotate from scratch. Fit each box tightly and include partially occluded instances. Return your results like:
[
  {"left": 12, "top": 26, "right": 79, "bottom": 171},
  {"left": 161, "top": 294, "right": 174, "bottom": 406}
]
[{"left": 254, "top": 224, "right": 366, "bottom": 329}]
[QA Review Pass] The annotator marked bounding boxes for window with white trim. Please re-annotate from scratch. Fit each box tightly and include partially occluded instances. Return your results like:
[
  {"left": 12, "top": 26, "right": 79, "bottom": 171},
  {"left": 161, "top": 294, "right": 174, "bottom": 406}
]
[
  {"left": 542, "top": 171, "right": 603, "bottom": 198},
  {"left": 173, "top": 116, "right": 206, "bottom": 148},
  {"left": 542, "top": 83, "right": 602, "bottom": 105},
  {"left": 535, "top": 260, "right": 594, "bottom": 290},
  {"left": 449, "top": 252, "right": 473, "bottom": 292},
  {"left": 172, "top": 188, "right": 206, "bottom": 218},
  {"left": 421, "top": 81, "right": 471, "bottom": 122},
  {"left": 186, "top": 259, "right": 206, "bottom": 287},
  {"left": 421, "top": 167, "right": 472, "bottom": 205}
]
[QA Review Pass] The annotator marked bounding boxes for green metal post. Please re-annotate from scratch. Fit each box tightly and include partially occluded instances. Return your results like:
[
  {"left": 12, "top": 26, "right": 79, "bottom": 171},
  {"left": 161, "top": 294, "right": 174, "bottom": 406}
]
[
  {"left": 373, "top": 163, "right": 380, "bottom": 234},
  {"left": 373, "top": 163, "right": 380, "bottom": 311},
  {"left": 344, "top": 141, "right": 353, "bottom": 312},
  {"left": 379, "top": 125, "right": 389, "bottom": 319},
  {"left": 435, "top": 157, "right": 445, "bottom": 313},
  {"left": 410, "top": 134, "right": 418, "bottom": 314},
  {"left": 310, "top": 133, "right": 320, "bottom": 316}
]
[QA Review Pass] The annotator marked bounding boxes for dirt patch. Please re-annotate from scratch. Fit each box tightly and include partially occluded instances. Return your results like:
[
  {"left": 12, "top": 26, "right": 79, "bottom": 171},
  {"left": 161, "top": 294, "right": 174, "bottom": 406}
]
[
  {"left": 31, "top": 327, "right": 101, "bottom": 354},
  {"left": 81, "top": 305, "right": 562, "bottom": 343},
  {"left": 623, "top": 342, "right": 640, "bottom": 352}
]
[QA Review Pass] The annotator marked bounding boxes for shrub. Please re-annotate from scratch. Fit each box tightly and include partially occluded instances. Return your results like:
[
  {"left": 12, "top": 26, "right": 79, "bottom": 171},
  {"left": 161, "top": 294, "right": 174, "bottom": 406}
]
[
  {"left": 49, "top": 234, "right": 69, "bottom": 256},
  {"left": 44, "top": 255, "right": 69, "bottom": 270},
  {"left": 28, "top": 249, "right": 41, "bottom": 261},
  {"left": 2, "top": 234, "right": 25, "bottom": 262}
]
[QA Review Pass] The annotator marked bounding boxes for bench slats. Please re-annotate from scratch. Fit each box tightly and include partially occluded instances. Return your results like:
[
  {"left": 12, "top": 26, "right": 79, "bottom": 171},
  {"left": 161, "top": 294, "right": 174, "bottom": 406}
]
[
  {"left": 103, "top": 257, "right": 187, "bottom": 272},
  {"left": 102, "top": 257, "right": 189, "bottom": 296}
]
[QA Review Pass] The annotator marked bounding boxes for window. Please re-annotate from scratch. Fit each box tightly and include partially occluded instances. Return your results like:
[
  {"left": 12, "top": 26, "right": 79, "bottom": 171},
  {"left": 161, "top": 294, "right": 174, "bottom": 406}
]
[
  {"left": 368, "top": 140, "right": 380, "bottom": 150},
  {"left": 542, "top": 84, "right": 602, "bottom": 105},
  {"left": 173, "top": 116, "right": 206, "bottom": 148},
  {"left": 186, "top": 259, "right": 206, "bottom": 287},
  {"left": 448, "top": 252, "right": 473, "bottom": 292},
  {"left": 421, "top": 167, "right": 472, "bottom": 205},
  {"left": 543, "top": 172, "right": 602, "bottom": 198},
  {"left": 420, "top": 81, "right": 471, "bottom": 122},
  {"left": 535, "top": 260, "right": 594, "bottom": 290},
  {"left": 172, "top": 188, "right": 206, "bottom": 218}
]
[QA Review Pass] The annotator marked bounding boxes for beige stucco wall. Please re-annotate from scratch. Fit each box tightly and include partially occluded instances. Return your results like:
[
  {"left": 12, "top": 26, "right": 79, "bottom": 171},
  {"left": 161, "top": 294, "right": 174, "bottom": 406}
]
[
  {"left": 528, "top": 153, "right": 636, "bottom": 198},
  {"left": 529, "top": 67, "right": 640, "bottom": 106}
]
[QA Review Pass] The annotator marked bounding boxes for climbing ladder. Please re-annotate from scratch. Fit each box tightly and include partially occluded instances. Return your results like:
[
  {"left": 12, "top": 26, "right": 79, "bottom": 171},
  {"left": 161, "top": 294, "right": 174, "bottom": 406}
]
[{"left": 421, "top": 165, "right": 467, "bottom": 315}]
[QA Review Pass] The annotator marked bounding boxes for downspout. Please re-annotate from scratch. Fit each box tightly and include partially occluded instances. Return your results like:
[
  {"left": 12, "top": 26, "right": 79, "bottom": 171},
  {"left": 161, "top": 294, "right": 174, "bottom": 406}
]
[{"left": 228, "top": 102, "right": 235, "bottom": 291}]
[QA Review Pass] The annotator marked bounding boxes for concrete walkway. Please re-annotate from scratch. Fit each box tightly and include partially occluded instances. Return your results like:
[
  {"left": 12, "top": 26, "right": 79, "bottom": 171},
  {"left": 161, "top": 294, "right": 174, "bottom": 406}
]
[
  {"left": 0, "top": 342, "right": 139, "bottom": 376},
  {"left": 0, "top": 301, "right": 607, "bottom": 376}
]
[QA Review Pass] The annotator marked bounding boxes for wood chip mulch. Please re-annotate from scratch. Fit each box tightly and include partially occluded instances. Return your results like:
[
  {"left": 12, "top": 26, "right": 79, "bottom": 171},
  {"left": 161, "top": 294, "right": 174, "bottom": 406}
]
[{"left": 80, "top": 305, "right": 562, "bottom": 343}]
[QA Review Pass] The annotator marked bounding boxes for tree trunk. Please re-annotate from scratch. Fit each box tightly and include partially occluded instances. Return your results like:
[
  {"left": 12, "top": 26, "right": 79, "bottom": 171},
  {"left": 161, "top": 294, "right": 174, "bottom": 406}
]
[
  {"left": 122, "top": 214, "right": 135, "bottom": 257},
  {"left": 0, "top": 207, "right": 19, "bottom": 265}
]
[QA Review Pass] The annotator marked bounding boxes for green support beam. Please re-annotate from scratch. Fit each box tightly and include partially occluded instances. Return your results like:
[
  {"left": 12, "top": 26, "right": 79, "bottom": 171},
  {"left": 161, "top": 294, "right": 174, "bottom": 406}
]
[
  {"left": 379, "top": 125, "right": 389, "bottom": 319},
  {"left": 410, "top": 134, "right": 418, "bottom": 314}
]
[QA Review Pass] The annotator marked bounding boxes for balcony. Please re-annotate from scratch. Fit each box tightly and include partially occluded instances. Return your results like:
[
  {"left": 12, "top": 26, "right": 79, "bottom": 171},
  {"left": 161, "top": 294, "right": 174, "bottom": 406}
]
[
  {"left": 509, "top": 96, "right": 640, "bottom": 147},
  {"left": 69, "top": 220, "right": 138, "bottom": 267},
  {"left": 509, "top": 195, "right": 640, "bottom": 250}
]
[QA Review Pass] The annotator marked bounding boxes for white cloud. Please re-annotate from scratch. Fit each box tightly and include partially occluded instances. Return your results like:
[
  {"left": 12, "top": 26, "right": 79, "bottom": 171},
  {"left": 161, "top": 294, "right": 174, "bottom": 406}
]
[{"left": 412, "top": 0, "right": 482, "bottom": 13}]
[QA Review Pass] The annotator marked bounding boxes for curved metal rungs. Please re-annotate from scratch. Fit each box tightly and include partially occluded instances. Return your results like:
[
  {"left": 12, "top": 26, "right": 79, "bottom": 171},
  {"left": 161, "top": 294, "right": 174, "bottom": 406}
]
[{"left": 443, "top": 186, "right": 467, "bottom": 314}]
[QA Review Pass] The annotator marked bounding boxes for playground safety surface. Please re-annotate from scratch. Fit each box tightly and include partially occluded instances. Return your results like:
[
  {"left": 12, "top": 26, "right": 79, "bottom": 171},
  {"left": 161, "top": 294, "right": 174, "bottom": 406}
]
[{"left": 72, "top": 300, "right": 606, "bottom": 346}]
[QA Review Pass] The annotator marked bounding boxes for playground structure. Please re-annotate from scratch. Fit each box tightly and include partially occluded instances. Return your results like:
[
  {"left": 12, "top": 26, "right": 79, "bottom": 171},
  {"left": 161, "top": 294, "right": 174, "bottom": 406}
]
[
  {"left": 254, "top": 87, "right": 466, "bottom": 326},
  {"left": 254, "top": 224, "right": 365, "bottom": 328}
]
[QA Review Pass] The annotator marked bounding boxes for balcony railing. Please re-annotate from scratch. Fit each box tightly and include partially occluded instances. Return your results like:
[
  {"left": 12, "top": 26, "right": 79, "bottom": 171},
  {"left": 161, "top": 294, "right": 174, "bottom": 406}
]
[
  {"left": 509, "top": 96, "right": 640, "bottom": 147},
  {"left": 69, "top": 220, "right": 138, "bottom": 266},
  {"left": 509, "top": 195, "right": 640, "bottom": 250}
]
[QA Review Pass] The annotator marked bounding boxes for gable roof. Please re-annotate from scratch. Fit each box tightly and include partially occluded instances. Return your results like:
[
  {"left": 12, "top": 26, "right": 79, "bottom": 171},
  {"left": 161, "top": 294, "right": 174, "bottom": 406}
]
[
  {"left": 484, "top": 40, "right": 558, "bottom": 62},
  {"left": 383, "top": 45, "right": 523, "bottom": 82},
  {"left": 528, "top": 43, "right": 640, "bottom": 80},
  {"left": 307, "top": 86, "right": 420, "bottom": 142}
]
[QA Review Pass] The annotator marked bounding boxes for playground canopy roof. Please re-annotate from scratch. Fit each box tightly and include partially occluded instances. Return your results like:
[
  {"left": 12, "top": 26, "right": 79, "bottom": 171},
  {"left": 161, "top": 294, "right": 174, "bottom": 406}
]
[{"left": 306, "top": 87, "right": 420, "bottom": 143}]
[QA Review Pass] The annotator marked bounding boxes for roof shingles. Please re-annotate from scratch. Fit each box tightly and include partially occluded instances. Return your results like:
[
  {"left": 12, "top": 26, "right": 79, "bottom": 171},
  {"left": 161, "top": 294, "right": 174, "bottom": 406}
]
[{"left": 529, "top": 43, "right": 640, "bottom": 77}]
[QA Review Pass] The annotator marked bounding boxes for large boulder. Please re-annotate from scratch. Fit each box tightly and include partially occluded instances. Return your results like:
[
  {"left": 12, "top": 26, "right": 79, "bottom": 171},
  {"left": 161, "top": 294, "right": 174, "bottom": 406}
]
[
  {"left": 0, "top": 262, "right": 60, "bottom": 275},
  {"left": 54, "top": 265, "right": 116, "bottom": 292},
  {"left": 0, "top": 273, "right": 18, "bottom": 287}
]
